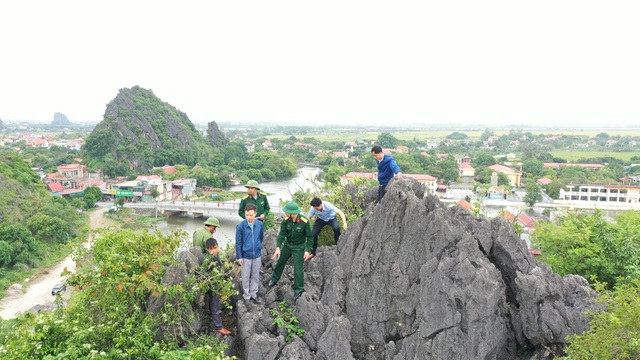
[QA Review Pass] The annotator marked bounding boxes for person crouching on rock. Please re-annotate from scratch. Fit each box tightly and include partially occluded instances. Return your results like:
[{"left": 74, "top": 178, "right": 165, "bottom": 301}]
[
  {"left": 308, "top": 197, "right": 348, "bottom": 258},
  {"left": 204, "top": 238, "right": 232, "bottom": 335},
  {"left": 268, "top": 202, "right": 313, "bottom": 302}
]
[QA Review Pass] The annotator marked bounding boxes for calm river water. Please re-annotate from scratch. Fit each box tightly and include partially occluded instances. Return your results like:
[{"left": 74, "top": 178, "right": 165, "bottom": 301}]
[{"left": 152, "top": 166, "right": 322, "bottom": 248}]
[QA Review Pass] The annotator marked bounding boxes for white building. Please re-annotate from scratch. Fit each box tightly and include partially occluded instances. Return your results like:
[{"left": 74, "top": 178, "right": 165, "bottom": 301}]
[{"left": 559, "top": 184, "right": 640, "bottom": 203}]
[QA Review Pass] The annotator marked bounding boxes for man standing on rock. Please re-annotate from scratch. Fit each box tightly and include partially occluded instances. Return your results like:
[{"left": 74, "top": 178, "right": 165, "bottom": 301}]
[
  {"left": 308, "top": 197, "right": 348, "bottom": 258},
  {"left": 238, "top": 180, "right": 270, "bottom": 221},
  {"left": 193, "top": 217, "right": 220, "bottom": 253},
  {"left": 236, "top": 204, "right": 265, "bottom": 310},
  {"left": 269, "top": 202, "right": 313, "bottom": 301},
  {"left": 371, "top": 145, "right": 402, "bottom": 203}
]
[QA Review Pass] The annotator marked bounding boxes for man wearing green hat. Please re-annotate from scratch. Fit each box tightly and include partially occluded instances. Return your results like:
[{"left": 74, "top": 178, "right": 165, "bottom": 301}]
[
  {"left": 269, "top": 202, "right": 313, "bottom": 301},
  {"left": 238, "top": 180, "right": 270, "bottom": 221},
  {"left": 193, "top": 217, "right": 220, "bottom": 253}
]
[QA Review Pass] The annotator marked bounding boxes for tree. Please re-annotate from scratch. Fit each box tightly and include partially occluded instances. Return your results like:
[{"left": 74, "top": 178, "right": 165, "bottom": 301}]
[
  {"left": 523, "top": 180, "right": 542, "bottom": 207},
  {"left": 561, "top": 281, "right": 640, "bottom": 360},
  {"left": 26, "top": 213, "right": 71, "bottom": 244},
  {"left": 434, "top": 156, "right": 460, "bottom": 184},
  {"left": 322, "top": 164, "right": 346, "bottom": 184},
  {"left": 532, "top": 210, "right": 640, "bottom": 289},
  {"left": 559, "top": 166, "right": 588, "bottom": 184},
  {"left": 115, "top": 197, "right": 125, "bottom": 209},
  {"left": 522, "top": 158, "right": 545, "bottom": 177},
  {"left": 83, "top": 186, "right": 103, "bottom": 208},
  {"left": 150, "top": 188, "right": 160, "bottom": 200},
  {"left": 473, "top": 152, "right": 496, "bottom": 167},
  {"left": 480, "top": 128, "right": 494, "bottom": 141},
  {"left": 544, "top": 180, "right": 564, "bottom": 199},
  {"left": 475, "top": 167, "right": 510, "bottom": 186},
  {"left": 0, "top": 224, "right": 41, "bottom": 267},
  {"left": 446, "top": 132, "right": 468, "bottom": 140},
  {"left": 376, "top": 132, "right": 398, "bottom": 148}
]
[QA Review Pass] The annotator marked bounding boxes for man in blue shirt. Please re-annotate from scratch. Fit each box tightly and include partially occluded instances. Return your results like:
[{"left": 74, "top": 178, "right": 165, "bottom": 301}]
[
  {"left": 371, "top": 145, "right": 402, "bottom": 203},
  {"left": 308, "top": 197, "right": 348, "bottom": 258}
]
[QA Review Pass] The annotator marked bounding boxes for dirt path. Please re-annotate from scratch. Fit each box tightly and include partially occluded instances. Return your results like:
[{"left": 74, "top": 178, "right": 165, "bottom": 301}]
[{"left": 0, "top": 207, "right": 114, "bottom": 319}]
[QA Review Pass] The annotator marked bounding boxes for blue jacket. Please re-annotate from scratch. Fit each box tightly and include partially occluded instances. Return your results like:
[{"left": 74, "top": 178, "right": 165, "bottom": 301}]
[
  {"left": 377, "top": 154, "right": 401, "bottom": 186},
  {"left": 235, "top": 219, "right": 264, "bottom": 260}
]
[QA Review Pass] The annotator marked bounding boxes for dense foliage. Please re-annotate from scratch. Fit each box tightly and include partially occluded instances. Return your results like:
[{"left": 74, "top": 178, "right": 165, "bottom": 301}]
[
  {"left": 0, "top": 150, "right": 82, "bottom": 288},
  {"left": 532, "top": 210, "right": 640, "bottom": 289},
  {"left": 559, "top": 281, "right": 640, "bottom": 360},
  {"left": 0, "top": 229, "right": 236, "bottom": 359}
]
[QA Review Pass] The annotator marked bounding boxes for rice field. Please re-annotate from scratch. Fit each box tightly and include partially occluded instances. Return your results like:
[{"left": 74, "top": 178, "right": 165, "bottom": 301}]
[
  {"left": 266, "top": 128, "right": 640, "bottom": 142},
  {"left": 550, "top": 151, "right": 640, "bottom": 162}
]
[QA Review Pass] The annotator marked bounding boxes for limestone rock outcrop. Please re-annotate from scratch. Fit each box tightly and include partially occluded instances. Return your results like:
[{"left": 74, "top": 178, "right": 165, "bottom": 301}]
[{"left": 235, "top": 177, "right": 596, "bottom": 359}]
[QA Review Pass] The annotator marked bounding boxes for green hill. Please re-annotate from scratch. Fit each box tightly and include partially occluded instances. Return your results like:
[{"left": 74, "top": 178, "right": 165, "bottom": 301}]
[{"left": 83, "top": 86, "right": 215, "bottom": 175}]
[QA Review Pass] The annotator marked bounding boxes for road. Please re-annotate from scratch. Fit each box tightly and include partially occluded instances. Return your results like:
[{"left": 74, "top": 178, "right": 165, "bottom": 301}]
[{"left": 0, "top": 207, "right": 113, "bottom": 320}]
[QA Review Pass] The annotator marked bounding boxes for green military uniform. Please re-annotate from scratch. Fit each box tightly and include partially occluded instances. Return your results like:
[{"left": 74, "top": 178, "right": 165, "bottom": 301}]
[
  {"left": 193, "top": 227, "right": 213, "bottom": 253},
  {"left": 271, "top": 208, "right": 313, "bottom": 294},
  {"left": 193, "top": 217, "right": 219, "bottom": 253},
  {"left": 238, "top": 192, "right": 270, "bottom": 219}
]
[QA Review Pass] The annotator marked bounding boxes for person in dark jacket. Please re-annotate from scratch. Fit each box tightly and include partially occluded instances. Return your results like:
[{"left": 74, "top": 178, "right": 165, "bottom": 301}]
[
  {"left": 371, "top": 145, "right": 402, "bottom": 203},
  {"left": 204, "top": 238, "right": 232, "bottom": 335},
  {"left": 235, "top": 204, "right": 265, "bottom": 310}
]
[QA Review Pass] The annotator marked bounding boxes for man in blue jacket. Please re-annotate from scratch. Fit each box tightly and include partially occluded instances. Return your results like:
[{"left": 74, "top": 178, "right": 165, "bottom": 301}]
[
  {"left": 235, "top": 204, "right": 264, "bottom": 310},
  {"left": 371, "top": 145, "right": 402, "bottom": 203}
]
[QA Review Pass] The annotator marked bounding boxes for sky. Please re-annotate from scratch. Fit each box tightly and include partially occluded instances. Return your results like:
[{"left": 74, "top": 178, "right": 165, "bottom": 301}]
[{"left": 1, "top": 1, "right": 639, "bottom": 127}]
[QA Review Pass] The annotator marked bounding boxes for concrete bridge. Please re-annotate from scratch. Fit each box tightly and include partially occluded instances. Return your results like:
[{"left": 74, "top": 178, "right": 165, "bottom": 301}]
[{"left": 123, "top": 200, "right": 283, "bottom": 218}]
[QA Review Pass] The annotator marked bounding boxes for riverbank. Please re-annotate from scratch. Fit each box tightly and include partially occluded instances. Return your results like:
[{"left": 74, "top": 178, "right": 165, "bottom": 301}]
[{"left": 0, "top": 207, "right": 114, "bottom": 320}]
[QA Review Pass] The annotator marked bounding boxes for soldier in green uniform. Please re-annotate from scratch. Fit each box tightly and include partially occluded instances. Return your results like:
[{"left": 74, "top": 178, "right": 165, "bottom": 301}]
[
  {"left": 193, "top": 217, "right": 220, "bottom": 253},
  {"left": 238, "top": 180, "right": 270, "bottom": 221},
  {"left": 268, "top": 202, "right": 313, "bottom": 301}
]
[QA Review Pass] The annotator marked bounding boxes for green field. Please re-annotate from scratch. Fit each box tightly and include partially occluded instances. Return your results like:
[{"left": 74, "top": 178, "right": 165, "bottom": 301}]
[{"left": 551, "top": 151, "right": 640, "bottom": 162}]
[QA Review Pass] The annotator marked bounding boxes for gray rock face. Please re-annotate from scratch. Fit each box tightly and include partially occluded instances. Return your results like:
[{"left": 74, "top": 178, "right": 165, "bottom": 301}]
[
  {"left": 206, "top": 121, "right": 229, "bottom": 148},
  {"left": 233, "top": 177, "right": 596, "bottom": 359}
]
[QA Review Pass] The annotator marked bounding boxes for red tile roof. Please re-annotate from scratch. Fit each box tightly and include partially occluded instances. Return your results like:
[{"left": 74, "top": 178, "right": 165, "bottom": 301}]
[
  {"left": 489, "top": 164, "right": 520, "bottom": 174},
  {"left": 47, "top": 182, "right": 64, "bottom": 192},
  {"left": 403, "top": 174, "right": 437, "bottom": 181},
  {"left": 341, "top": 172, "right": 376, "bottom": 180},
  {"left": 457, "top": 199, "right": 472, "bottom": 210},
  {"left": 537, "top": 177, "right": 552, "bottom": 185}
]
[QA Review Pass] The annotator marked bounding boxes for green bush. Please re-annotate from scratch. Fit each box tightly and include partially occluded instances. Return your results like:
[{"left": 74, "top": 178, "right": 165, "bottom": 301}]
[
  {"left": 560, "top": 281, "right": 640, "bottom": 360},
  {"left": 0, "top": 229, "right": 236, "bottom": 359}
]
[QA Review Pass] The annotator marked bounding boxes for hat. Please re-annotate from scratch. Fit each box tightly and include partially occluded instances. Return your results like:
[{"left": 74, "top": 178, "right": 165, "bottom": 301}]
[
  {"left": 282, "top": 202, "right": 300, "bottom": 214},
  {"left": 244, "top": 180, "right": 261, "bottom": 189},
  {"left": 203, "top": 217, "right": 220, "bottom": 227}
]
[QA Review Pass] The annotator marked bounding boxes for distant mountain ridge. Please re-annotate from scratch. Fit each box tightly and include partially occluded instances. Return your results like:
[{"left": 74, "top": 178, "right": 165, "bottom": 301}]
[{"left": 83, "top": 86, "right": 222, "bottom": 173}]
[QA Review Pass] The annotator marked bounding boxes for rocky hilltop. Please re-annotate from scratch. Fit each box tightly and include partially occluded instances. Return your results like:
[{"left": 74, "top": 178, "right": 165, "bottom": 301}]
[
  {"left": 52, "top": 112, "right": 71, "bottom": 126},
  {"left": 162, "top": 178, "right": 596, "bottom": 359},
  {"left": 83, "top": 86, "right": 218, "bottom": 172}
]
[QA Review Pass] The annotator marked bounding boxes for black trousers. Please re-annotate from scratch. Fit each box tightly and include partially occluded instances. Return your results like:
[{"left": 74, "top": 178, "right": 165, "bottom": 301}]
[
  {"left": 378, "top": 184, "right": 387, "bottom": 203},
  {"left": 311, "top": 218, "right": 340, "bottom": 254}
]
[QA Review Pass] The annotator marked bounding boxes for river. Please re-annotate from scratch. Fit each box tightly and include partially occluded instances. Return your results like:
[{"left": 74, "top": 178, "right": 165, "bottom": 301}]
[{"left": 152, "top": 166, "right": 322, "bottom": 248}]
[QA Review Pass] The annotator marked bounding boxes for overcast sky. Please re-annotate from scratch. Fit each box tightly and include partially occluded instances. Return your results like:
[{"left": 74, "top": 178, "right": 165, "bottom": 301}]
[{"left": 1, "top": 1, "right": 639, "bottom": 127}]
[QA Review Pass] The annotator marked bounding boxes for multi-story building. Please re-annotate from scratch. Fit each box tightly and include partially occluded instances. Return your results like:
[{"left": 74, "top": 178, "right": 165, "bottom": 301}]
[
  {"left": 559, "top": 184, "right": 640, "bottom": 203},
  {"left": 488, "top": 164, "right": 522, "bottom": 187}
]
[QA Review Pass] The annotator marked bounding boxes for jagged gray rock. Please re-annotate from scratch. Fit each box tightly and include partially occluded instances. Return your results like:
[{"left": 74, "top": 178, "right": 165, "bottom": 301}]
[
  {"left": 231, "top": 177, "right": 596, "bottom": 359},
  {"left": 206, "top": 120, "right": 229, "bottom": 148}
]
